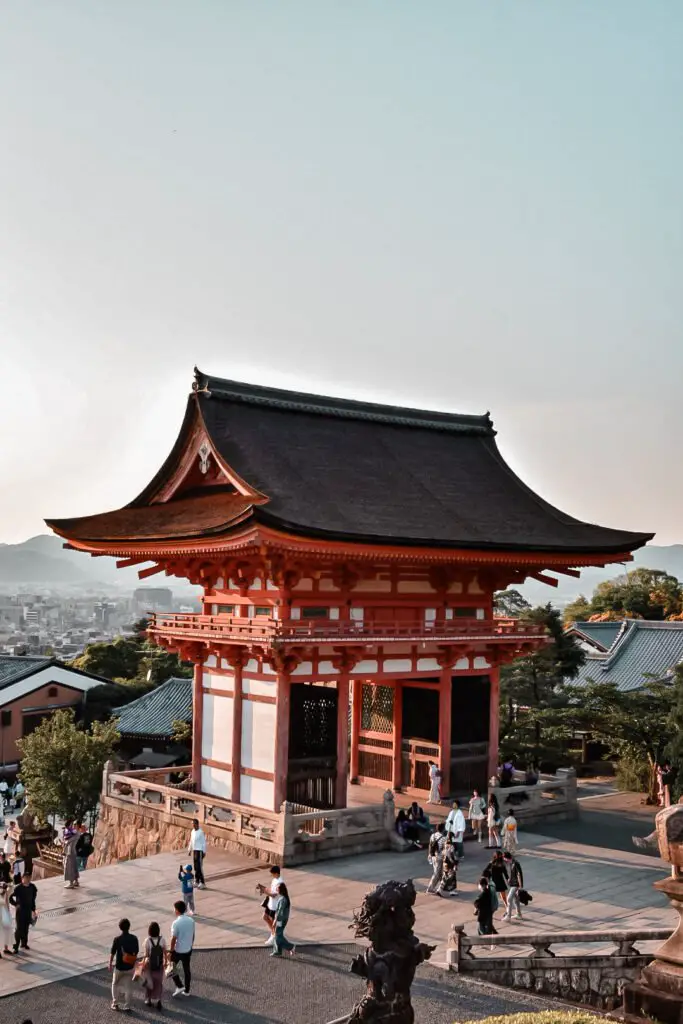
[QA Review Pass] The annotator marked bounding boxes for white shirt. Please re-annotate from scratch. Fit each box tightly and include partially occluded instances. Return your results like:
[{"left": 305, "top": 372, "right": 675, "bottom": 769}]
[
  {"left": 503, "top": 815, "right": 518, "bottom": 834},
  {"left": 3, "top": 834, "right": 15, "bottom": 857},
  {"left": 171, "top": 913, "right": 195, "bottom": 954},
  {"left": 445, "top": 808, "right": 466, "bottom": 838},
  {"left": 267, "top": 875, "right": 285, "bottom": 911},
  {"left": 0, "top": 782, "right": 8, "bottom": 794},
  {"left": 188, "top": 828, "right": 207, "bottom": 853},
  {"left": 429, "top": 764, "right": 439, "bottom": 780}
]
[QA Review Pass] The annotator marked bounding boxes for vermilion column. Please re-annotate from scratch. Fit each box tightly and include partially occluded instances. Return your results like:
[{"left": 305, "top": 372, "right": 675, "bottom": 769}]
[
  {"left": 392, "top": 681, "right": 402, "bottom": 791},
  {"left": 192, "top": 660, "right": 203, "bottom": 790},
  {"left": 350, "top": 679, "right": 362, "bottom": 781},
  {"left": 335, "top": 674, "right": 350, "bottom": 808},
  {"left": 231, "top": 657, "right": 244, "bottom": 803},
  {"left": 488, "top": 665, "right": 501, "bottom": 781},
  {"left": 438, "top": 666, "right": 452, "bottom": 798},
  {"left": 273, "top": 672, "right": 291, "bottom": 810}
]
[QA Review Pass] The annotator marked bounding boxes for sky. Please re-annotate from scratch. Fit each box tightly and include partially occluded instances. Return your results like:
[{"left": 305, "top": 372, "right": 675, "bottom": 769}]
[{"left": 0, "top": 2, "right": 682, "bottom": 546}]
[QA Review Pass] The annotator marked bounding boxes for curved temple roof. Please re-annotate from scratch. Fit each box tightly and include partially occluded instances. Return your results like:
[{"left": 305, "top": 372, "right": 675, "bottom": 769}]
[{"left": 47, "top": 370, "right": 653, "bottom": 556}]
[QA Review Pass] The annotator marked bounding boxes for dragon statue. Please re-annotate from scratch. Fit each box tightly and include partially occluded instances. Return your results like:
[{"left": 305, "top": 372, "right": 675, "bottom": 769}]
[{"left": 348, "top": 879, "right": 435, "bottom": 1023}]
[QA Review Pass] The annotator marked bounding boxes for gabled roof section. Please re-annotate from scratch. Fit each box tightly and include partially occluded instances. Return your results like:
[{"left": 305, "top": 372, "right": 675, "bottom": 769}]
[
  {"left": 567, "top": 621, "right": 623, "bottom": 652},
  {"left": 46, "top": 369, "right": 654, "bottom": 556},
  {"left": 0, "top": 656, "right": 52, "bottom": 689},
  {"left": 114, "top": 676, "right": 192, "bottom": 737},
  {"left": 571, "top": 620, "right": 683, "bottom": 692}
]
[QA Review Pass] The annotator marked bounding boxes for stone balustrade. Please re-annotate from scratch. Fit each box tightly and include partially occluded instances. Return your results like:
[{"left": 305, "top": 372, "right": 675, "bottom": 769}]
[
  {"left": 490, "top": 768, "right": 578, "bottom": 824},
  {"left": 447, "top": 923, "right": 670, "bottom": 1009}
]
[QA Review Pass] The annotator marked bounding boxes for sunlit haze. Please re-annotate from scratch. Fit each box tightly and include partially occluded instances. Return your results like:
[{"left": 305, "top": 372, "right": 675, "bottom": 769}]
[{"left": 1, "top": 2, "right": 681, "bottom": 545}]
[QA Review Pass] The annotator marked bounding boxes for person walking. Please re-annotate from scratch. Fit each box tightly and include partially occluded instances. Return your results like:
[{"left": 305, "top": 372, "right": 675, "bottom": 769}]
[
  {"left": 257, "top": 865, "right": 286, "bottom": 946},
  {"left": 474, "top": 876, "right": 497, "bottom": 936},
  {"left": 9, "top": 872, "right": 37, "bottom": 954},
  {"left": 487, "top": 794, "right": 501, "bottom": 849},
  {"left": 108, "top": 917, "right": 139, "bottom": 1012},
  {"left": 502, "top": 852, "right": 524, "bottom": 921},
  {"left": 425, "top": 824, "right": 446, "bottom": 897},
  {"left": 440, "top": 835, "right": 459, "bottom": 896},
  {"left": 75, "top": 823, "right": 94, "bottom": 872},
  {"left": 468, "top": 790, "right": 486, "bottom": 843},
  {"left": 487, "top": 850, "right": 509, "bottom": 913},
  {"left": 170, "top": 899, "right": 195, "bottom": 998},
  {"left": 188, "top": 819, "right": 207, "bottom": 889},
  {"left": 0, "top": 852, "right": 11, "bottom": 885},
  {"left": 178, "top": 863, "right": 195, "bottom": 915},
  {"left": 270, "top": 882, "right": 296, "bottom": 957},
  {"left": 427, "top": 761, "right": 442, "bottom": 804},
  {"left": 143, "top": 921, "right": 167, "bottom": 1010},
  {"left": 502, "top": 809, "right": 519, "bottom": 853},
  {"left": 445, "top": 800, "right": 466, "bottom": 859},
  {"left": 3, "top": 821, "right": 17, "bottom": 858},
  {"left": 63, "top": 829, "right": 80, "bottom": 889},
  {"left": 0, "top": 881, "right": 12, "bottom": 956}
]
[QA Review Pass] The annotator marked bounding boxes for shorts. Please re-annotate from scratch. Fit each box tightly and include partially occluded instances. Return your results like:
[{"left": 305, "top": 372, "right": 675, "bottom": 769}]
[{"left": 264, "top": 908, "right": 276, "bottom": 921}]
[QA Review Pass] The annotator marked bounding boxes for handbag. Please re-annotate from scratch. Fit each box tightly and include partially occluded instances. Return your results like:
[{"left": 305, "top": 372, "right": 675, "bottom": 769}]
[
  {"left": 122, "top": 951, "right": 137, "bottom": 966},
  {"left": 518, "top": 888, "right": 533, "bottom": 906}
]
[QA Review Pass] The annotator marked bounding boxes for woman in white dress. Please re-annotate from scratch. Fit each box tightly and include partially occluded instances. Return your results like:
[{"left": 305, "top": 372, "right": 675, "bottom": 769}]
[
  {"left": 468, "top": 789, "right": 486, "bottom": 843},
  {"left": 0, "top": 882, "right": 12, "bottom": 955},
  {"left": 428, "top": 761, "right": 441, "bottom": 805}
]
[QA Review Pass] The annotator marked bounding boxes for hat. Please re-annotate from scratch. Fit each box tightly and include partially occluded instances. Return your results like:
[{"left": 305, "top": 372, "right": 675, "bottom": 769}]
[{"left": 185, "top": 864, "right": 193, "bottom": 871}]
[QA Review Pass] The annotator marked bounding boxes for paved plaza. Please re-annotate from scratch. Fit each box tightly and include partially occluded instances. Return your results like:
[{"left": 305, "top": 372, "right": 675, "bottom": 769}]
[{"left": 0, "top": 793, "right": 672, "bottom": 1021}]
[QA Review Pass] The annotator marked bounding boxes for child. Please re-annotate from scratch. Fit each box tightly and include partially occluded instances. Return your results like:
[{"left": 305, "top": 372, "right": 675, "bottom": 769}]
[
  {"left": 178, "top": 863, "right": 195, "bottom": 915},
  {"left": 502, "top": 810, "right": 518, "bottom": 853}
]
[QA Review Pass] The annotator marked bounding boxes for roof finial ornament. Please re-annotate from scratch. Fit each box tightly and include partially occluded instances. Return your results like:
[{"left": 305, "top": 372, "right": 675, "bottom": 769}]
[
  {"left": 198, "top": 440, "right": 211, "bottom": 475},
  {"left": 192, "top": 367, "right": 212, "bottom": 396}
]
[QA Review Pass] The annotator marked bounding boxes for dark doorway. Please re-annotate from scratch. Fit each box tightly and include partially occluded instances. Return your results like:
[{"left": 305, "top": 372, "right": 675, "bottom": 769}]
[
  {"left": 287, "top": 684, "right": 339, "bottom": 809},
  {"left": 450, "top": 675, "right": 490, "bottom": 794},
  {"left": 401, "top": 686, "right": 439, "bottom": 743}
]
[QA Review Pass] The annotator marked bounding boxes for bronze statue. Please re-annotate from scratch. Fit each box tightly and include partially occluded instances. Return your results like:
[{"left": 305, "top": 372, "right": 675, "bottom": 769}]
[{"left": 348, "top": 879, "right": 435, "bottom": 1023}]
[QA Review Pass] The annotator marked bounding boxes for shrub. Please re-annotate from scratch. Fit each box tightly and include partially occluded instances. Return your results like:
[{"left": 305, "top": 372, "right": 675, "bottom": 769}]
[
  {"left": 462, "top": 1013, "right": 601, "bottom": 1024},
  {"left": 614, "top": 747, "right": 651, "bottom": 793}
]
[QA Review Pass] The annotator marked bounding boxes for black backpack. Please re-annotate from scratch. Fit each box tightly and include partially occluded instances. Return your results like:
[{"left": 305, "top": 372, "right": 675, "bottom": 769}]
[{"left": 148, "top": 938, "right": 163, "bottom": 971}]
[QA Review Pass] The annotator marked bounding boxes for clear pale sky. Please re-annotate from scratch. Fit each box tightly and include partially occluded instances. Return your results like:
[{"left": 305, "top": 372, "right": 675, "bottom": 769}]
[{"left": 1, "top": 2, "right": 681, "bottom": 545}]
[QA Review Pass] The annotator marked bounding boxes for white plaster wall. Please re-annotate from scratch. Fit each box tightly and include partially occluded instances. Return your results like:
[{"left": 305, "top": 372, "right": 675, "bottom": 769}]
[
  {"left": 203, "top": 670, "right": 234, "bottom": 692},
  {"left": 351, "top": 660, "right": 378, "bottom": 673},
  {"left": 291, "top": 661, "right": 313, "bottom": 676},
  {"left": 317, "top": 661, "right": 338, "bottom": 674},
  {"left": 201, "top": 765, "right": 232, "bottom": 800},
  {"left": 204, "top": 654, "right": 218, "bottom": 669},
  {"left": 355, "top": 578, "right": 392, "bottom": 592},
  {"left": 397, "top": 580, "right": 432, "bottom": 593},
  {"left": 318, "top": 578, "right": 336, "bottom": 591},
  {"left": 292, "top": 578, "right": 313, "bottom": 591},
  {"left": 474, "top": 656, "right": 491, "bottom": 669},
  {"left": 384, "top": 659, "right": 412, "bottom": 672},
  {"left": 241, "top": 701, "right": 276, "bottom": 773},
  {"left": 455, "top": 658, "right": 470, "bottom": 670},
  {"left": 242, "top": 677, "right": 277, "bottom": 697},
  {"left": 201, "top": 692, "right": 234, "bottom": 763},
  {"left": 468, "top": 577, "right": 484, "bottom": 594},
  {"left": 417, "top": 658, "right": 440, "bottom": 671},
  {"left": 245, "top": 659, "right": 259, "bottom": 673},
  {"left": 240, "top": 776, "right": 275, "bottom": 810},
  {"left": 447, "top": 581, "right": 464, "bottom": 594},
  {"left": 329, "top": 607, "right": 340, "bottom": 620}
]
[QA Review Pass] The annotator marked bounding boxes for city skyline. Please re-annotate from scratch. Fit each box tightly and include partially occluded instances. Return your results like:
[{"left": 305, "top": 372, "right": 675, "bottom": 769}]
[{"left": 1, "top": 2, "right": 681, "bottom": 545}]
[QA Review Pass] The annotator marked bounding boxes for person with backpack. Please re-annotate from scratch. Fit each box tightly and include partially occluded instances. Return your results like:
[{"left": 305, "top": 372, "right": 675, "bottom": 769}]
[
  {"left": 474, "top": 876, "right": 497, "bottom": 936},
  {"left": 502, "top": 852, "right": 525, "bottom": 921},
  {"left": 143, "top": 920, "right": 167, "bottom": 1009},
  {"left": 425, "top": 824, "right": 446, "bottom": 896}
]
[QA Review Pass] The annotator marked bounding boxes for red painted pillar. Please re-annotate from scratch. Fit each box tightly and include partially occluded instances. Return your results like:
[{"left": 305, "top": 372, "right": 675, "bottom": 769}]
[
  {"left": 192, "top": 660, "right": 203, "bottom": 790},
  {"left": 350, "top": 679, "right": 362, "bottom": 781},
  {"left": 392, "top": 682, "right": 402, "bottom": 791},
  {"left": 273, "top": 672, "right": 291, "bottom": 810},
  {"left": 231, "top": 658, "right": 244, "bottom": 804},
  {"left": 438, "top": 666, "right": 452, "bottom": 798},
  {"left": 488, "top": 666, "right": 501, "bottom": 781},
  {"left": 335, "top": 674, "right": 350, "bottom": 808}
]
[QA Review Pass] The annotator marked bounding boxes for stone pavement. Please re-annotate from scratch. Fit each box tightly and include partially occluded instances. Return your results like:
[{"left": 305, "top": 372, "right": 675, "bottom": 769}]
[
  {"left": 0, "top": 825, "right": 673, "bottom": 1008},
  {"left": 0, "top": 944, "right": 569, "bottom": 1024}
]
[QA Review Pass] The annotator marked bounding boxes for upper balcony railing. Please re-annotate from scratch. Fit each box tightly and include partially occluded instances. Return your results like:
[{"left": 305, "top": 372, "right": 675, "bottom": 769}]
[{"left": 148, "top": 612, "right": 547, "bottom": 646}]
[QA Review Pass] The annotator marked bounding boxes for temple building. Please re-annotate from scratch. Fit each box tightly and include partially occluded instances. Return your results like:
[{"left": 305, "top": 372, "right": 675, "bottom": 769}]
[{"left": 46, "top": 370, "right": 652, "bottom": 813}]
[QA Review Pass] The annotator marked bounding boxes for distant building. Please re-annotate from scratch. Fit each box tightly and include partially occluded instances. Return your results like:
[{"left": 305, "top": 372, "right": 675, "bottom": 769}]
[
  {"left": 566, "top": 620, "right": 683, "bottom": 692},
  {"left": 114, "top": 676, "right": 192, "bottom": 768},
  {"left": 0, "top": 657, "right": 109, "bottom": 769},
  {"left": 133, "top": 587, "right": 173, "bottom": 615}
]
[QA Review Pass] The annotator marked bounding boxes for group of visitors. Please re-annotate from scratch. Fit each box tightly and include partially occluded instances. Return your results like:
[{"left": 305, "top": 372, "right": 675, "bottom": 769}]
[
  {"left": 0, "top": 871, "right": 38, "bottom": 956},
  {"left": 61, "top": 821, "right": 94, "bottom": 888},
  {"left": 108, "top": 900, "right": 196, "bottom": 1011},
  {"left": 257, "top": 864, "right": 295, "bottom": 957},
  {"left": 0, "top": 778, "right": 24, "bottom": 820},
  {"left": 474, "top": 849, "right": 529, "bottom": 934},
  {"left": 395, "top": 802, "right": 432, "bottom": 848}
]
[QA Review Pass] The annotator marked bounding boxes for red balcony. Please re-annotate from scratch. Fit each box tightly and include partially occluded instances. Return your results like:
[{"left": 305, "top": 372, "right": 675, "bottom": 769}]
[{"left": 148, "top": 612, "right": 547, "bottom": 647}]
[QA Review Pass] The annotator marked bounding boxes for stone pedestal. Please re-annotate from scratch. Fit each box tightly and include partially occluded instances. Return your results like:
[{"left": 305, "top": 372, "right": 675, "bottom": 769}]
[{"left": 623, "top": 877, "right": 683, "bottom": 1024}]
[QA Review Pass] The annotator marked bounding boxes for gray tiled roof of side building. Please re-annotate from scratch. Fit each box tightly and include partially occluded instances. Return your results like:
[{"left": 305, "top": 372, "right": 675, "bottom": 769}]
[
  {"left": 571, "top": 620, "right": 683, "bottom": 692},
  {"left": 0, "top": 655, "right": 52, "bottom": 689},
  {"left": 114, "top": 676, "right": 192, "bottom": 737},
  {"left": 571, "top": 621, "right": 623, "bottom": 652}
]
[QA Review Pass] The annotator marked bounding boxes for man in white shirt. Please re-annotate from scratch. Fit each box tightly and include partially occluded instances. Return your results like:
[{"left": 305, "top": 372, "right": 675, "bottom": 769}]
[
  {"left": 445, "top": 800, "right": 466, "bottom": 859},
  {"left": 256, "top": 865, "right": 286, "bottom": 946},
  {"left": 3, "top": 822, "right": 17, "bottom": 858},
  {"left": 187, "top": 819, "right": 207, "bottom": 889},
  {"left": 170, "top": 899, "right": 196, "bottom": 998}
]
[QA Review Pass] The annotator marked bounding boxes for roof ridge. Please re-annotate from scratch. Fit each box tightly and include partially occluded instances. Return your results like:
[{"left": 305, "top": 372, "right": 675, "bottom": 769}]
[{"left": 193, "top": 368, "right": 495, "bottom": 436}]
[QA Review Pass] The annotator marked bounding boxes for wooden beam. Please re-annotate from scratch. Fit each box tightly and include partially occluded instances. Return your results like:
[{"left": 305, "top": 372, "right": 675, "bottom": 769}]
[
  {"left": 137, "top": 563, "right": 166, "bottom": 579},
  {"left": 528, "top": 572, "right": 559, "bottom": 587},
  {"left": 116, "top": 557, "right": 149, "bottom": 569},
  {"left": 553, "top": 568, "right": 581, "bottom": 579}
]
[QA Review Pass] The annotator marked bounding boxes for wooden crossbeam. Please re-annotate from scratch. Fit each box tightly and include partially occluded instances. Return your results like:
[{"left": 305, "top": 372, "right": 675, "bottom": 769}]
[
  {"left": 529, "top": 572, "right": 559, "bottom": 587},
  {"left": 553, "top": 568, "right": 581, "bottom": 578},
  {"left": 137, "top": 563, "right": 166, "bottom": 579},
  {"left": 116, "top": 557, "right": 149, "bottom": 569}
]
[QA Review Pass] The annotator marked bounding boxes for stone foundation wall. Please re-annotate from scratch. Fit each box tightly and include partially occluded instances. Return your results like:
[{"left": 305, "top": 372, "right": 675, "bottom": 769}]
[
  {"left": 93, "top": 799, "right": 279, "bottom": 868},
  {"left": 474, "top": 959, "right": 650, "bottom": 1010}
]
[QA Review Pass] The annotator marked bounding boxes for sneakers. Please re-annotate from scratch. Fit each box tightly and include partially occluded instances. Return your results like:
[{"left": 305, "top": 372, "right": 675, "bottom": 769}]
[
  {"left": 264, "top": 935, "right": 275, "bottom": 946},
  {"left": 172, "top": 988, "right": 184, "bottom": 999},
  {"left": 111, "top": 1003, "right": 120, "bottom": 1011}
]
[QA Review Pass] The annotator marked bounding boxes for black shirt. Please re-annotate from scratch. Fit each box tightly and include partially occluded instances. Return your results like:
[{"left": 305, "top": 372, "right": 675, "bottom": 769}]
[
  {"left": 111, "top": 932, "right": 139, "bottom": 971},
  {"left": 508, "top": 858, "right": 524, "bottom": 888},
  {"left": 0, "top": 860, "right": 11, "bottom": 884},
  {"left": 76, "top": 832, "right": 94, "bottom": 857},
  {"left": 10, "top": 883, "right": 37, "bottom": 916}
]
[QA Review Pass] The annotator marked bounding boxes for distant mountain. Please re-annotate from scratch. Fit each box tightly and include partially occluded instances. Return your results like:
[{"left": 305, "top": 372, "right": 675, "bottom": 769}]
[{"left": 518, "top": 544, "right": 683, "bottom": 608}]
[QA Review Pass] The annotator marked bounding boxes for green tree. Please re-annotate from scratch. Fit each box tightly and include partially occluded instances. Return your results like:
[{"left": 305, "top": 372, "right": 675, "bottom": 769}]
[
  {"left": 71, "top": 620, "right": 191, "bottom": 695},
  {"left": 17, "top": 708, "right": 119, "bottom": 824},
  {"left": 499, "top": 604, "right": 585, "bottom": 765},
  {"left": 494, "top": 589, "right": 531, "bottom": 618},
  {"left": 563, "top": 568, "right": 683, "bottom": 624},
  {"left": 563, "top": 594, "right": 592, "bottom": 625},
  {"left": 171, "top": 719, "right": 192, "bottom": 746}
]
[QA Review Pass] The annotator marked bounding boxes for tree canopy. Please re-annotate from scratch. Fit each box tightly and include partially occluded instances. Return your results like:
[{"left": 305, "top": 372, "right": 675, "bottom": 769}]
[
  {"left": 564, "top": 568, "right": 683, "bottom": 624},
  {"left": 494, "top": 589, "right": 531, "bottom": 618},
  {"left": 18, "top": 708, "right": 119, "bottom": 825}
]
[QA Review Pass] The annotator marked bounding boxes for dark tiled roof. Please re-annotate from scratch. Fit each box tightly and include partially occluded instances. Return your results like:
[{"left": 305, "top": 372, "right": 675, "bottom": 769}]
[
  {"left": 114, "top": 677, "right": 192, "bottom": 737},
  {"left": 572, "top": 620, "right": 683, "bottom": 692},
  {"left": 570, "top": 622, "right": 623, "bottom": 652},
  {"left": 0, "top": 656, "right": 52, "bottom": 689},
  {"left": 46, "top": 371, "right": 654, "bottom": 555}
]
